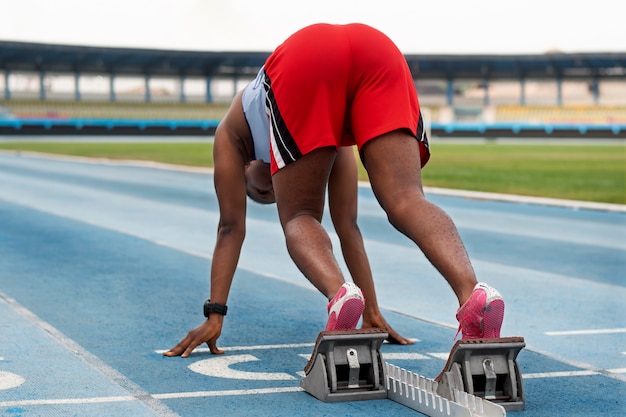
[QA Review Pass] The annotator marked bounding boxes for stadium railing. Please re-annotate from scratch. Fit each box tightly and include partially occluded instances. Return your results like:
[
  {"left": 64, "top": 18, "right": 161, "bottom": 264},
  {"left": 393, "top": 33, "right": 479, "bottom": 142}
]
[{"left": 0, "top": 100, "right": 625, "bottom": 138}]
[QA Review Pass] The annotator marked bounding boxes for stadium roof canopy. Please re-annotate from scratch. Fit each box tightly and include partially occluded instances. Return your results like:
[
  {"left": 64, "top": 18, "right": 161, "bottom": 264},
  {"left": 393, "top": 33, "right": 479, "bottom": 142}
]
[{"left": 0, "top": 40, "right": 625, "bottom": 80}]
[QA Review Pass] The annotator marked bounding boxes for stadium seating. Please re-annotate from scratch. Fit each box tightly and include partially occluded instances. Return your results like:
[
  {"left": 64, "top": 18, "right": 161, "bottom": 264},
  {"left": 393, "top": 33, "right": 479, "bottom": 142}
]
[
  {"left": 3, "top": 99, "right": 626, "bottom": 126},
  {"left": 495, "top": 105, "right": 626, "bottom": 124},
  {"left": 1, "top": 99, "right": 624, "bottom": 137},
  {"left": 0, "top": 99, "right": 229, "bottom": 121}
]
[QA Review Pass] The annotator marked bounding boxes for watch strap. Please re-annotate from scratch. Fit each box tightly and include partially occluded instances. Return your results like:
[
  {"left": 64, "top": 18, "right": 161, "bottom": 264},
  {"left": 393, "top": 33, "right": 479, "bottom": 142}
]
[{"left": 204, "top": 300, "right": 228, "bottom": 317}]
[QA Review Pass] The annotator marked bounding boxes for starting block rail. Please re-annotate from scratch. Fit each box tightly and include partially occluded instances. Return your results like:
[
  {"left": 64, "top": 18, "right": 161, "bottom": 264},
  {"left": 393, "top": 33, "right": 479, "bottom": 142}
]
[{"left": 386, "top": 362, "right": 506, "bottom": 417}]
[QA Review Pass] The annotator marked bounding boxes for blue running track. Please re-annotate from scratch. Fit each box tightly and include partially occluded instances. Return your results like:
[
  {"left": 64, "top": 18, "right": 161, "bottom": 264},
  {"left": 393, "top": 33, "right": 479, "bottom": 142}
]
[{"left": 0, "top": 150, "right": 624, "bottom": 416}]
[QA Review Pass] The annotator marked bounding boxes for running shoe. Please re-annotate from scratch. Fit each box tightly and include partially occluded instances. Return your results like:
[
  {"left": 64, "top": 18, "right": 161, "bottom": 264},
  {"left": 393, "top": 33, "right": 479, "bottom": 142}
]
[
  {"left": 456, "top": 282, "right": 505, "bottom": 339},
  {"left": 325, "top": 282, "right": 365, "bottom": 331}
]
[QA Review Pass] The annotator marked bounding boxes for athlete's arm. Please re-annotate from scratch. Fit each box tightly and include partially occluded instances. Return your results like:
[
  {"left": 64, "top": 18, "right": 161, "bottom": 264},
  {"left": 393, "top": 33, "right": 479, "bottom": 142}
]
[
  {"left": 209, "top": 91, "right": 252, "bottom": 307},
  {"left": 164, "top": 91, "right": 252, "bottom": 357}
]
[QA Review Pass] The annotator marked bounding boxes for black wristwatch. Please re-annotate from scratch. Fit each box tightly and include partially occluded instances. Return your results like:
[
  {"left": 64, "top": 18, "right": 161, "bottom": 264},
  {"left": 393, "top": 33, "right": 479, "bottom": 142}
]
[{"left": 204, "top": 300, "right": 228, "bottom": 317}]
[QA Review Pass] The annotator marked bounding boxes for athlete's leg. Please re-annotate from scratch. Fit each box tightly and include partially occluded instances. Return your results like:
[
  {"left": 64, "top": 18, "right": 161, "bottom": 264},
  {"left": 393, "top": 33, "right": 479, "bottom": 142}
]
[
  {"left": 329, "top": 146, "right": 412, "bottom": 343},
  {"left": 328, "top": 147, "right": 367, "bottom": 286},
  {"left": 271, "top": 147, "right": 345, "bottom": 299},
  {"left": 361, "top": 130, "right": 478, "bottom": 305}
]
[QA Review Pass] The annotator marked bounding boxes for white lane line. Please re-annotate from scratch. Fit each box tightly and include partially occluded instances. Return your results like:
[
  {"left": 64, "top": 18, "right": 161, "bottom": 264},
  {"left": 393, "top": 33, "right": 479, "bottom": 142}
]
[
  {"left": 0, "top": 387, "right": 304, "bottom": 408},
  {"left": 153, "top": 387, "right": 303, "bottom": 399},
  {"left": 154, "top": 340, "right": 422, "bottom": 355},
  {"left": 6, "top": 367, "right": 625, "bottom": 408},
  {"left": 385, "top": 338, "right": 421, "bottom": 343},
  {"left": 545, "top": 328, "right": 626, "bottom": 336},
  {"left": 423, "top": 353, "right": 626, "bottom": 380},
  {"left": 222, "top": 342, "right": 314, "bottom": 351},
  {"left": 524, "top": 370, "right": 599, "bottom": 379},
  {"left": 11, "top": 151, "right": 625, "bottom": 213},
  {"left": 3, "top": 360, "right": 623, "bottom": 408},
  {"left": 383, "top": 353, "right": 430, "bottom": 360},
  {"left": 0, "top": 291, "right": 178, "bottom": 417},
  {"left": 428, "top": 352, "right": 450, "bottom": 360},
  {"left": 525, "top": 368, "right": 626, "bottom": 379},
  {"left": 299, "top": 352, "right": 432, "bottom": 361},
  {"left": 423, "top": 186, "right": 626, "bottom": 213},
  {"left": 159, "top": 341, "right": 624, "bottom": 382},
  {"left": 0, "top": 396, "right": 137, "bottom": 407},
  {"left": 527, "top": 345, "right": 626, "bottom": 383},
  {"left": 155, "top": 342, "right": 314, "bottom": 355},
  {"left": 157, "top": 343, "right": 428, "bottom": 361}
]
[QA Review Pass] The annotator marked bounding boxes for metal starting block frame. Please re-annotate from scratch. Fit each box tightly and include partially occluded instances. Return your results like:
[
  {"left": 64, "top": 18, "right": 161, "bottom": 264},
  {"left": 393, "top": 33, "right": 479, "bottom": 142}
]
[
  {"left": 300, "top": 329, "right": 388, "bottom": 402},
  {"left": 300, "top": 330, "right": 523, "bottom": 416},
  {"left": 435, "top": 337, "right": 526, "bottom": 412}
]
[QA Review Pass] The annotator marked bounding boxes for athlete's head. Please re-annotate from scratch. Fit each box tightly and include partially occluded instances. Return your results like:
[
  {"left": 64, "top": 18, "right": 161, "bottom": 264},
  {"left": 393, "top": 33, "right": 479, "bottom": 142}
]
[{"left": 245, "top": 159, "right": 275, "bottom": 204}]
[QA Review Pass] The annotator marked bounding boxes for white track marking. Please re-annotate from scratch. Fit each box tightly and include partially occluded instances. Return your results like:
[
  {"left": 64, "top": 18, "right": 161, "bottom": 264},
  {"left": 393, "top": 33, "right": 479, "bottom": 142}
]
[
  {"left": 428, "top": 352, "right": 451, "bottom": 360},
  {"left": 0, "top": 292, "right": 178, "bottom": 416},
  {"left": 18, "top": 151, "right": 622, "bottom": 212},
  {"left": 152, "top": 387, "right": 303, "bottom": 399},
  {"left": 298, "top": 352, "right": 430, "bottom": 361},
  {"left": 423, "top": 186, "right": 626, "bottom": 213},
  {"left": 525, "top": 369, "right": 626, "bottom": 378},
  {"left": 521, "top": 345, "right": 626, "bottom": 383},
  {"left": 0, "top": 371, "right": 25, "bottom": 390},
  {"left": 155, "top": 342, "right": 314, "bottom": 355},
  {"left": 155, "top": 341, "right": 424, "bottom": 356},
  {"left": 382, "top": 353, "right": 430, "bottom": 360},
  {"left": 0, "top": 388, "right": 304, "bottom": 408},
  {"left": 0, "top": 396, "right": 137, "bottom": 407},
  {"left": 524, "top": 370, "right": 599, "bottom": 379},
  {"left": 545, "top": 328, "right": 626, "bottom": 336},
  {"left": 6, "top": 365, "right": 625, "bottom": 409},
  {"left": 188, "top": 354, "right": 297, "bottom": 381}
]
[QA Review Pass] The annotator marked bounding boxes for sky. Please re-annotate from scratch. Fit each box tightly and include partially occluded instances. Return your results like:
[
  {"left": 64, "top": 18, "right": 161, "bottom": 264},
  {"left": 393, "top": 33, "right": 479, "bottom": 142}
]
[{"left": 2, "top": 0, "right": 625, "bottom": 55}]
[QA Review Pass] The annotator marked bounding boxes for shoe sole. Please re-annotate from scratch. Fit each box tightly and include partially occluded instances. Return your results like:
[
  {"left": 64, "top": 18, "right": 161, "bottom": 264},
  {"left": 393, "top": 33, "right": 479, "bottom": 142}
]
[
  {"left": 326, "top": 298, "right": 364, "bottom": 331},
  {"left": 482, "top": 298, "right": 505, "bottom": 338}
]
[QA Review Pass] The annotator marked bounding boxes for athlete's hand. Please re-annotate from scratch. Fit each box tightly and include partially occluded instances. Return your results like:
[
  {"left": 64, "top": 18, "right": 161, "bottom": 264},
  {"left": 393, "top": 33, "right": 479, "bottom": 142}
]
[
  {"left": 361, "top": 312, "right": 414, "bottom": 345},
  {"left": 163, "top": 317, "right": 225, "bottom": 358}
]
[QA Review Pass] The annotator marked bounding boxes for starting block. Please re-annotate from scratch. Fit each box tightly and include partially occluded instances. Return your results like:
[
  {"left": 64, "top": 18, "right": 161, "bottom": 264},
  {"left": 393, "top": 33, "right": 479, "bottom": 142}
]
[
  {"left": 300, "top": 328, "right": 388, "bottom": 402},
  {"left": 435, "top": 337, "right": 526, "bottom": 411},
  {"left": 300, "top": 329, "right": 516, "bottom": 416}
]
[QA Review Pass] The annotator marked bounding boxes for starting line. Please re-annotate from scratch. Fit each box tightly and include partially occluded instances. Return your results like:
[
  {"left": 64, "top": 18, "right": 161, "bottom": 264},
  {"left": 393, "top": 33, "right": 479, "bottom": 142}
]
[
  {"left": 154, "top": 342, "right": 626, "bottom": 382},
  {"left": 4, "top": 366, "right": 626, "bottom": 409},
  {"left": 3, "top": 292, "right": 624, "bottom": 412},
  {"left": 153, "top": 342, "right": 315, "bottom": 354},
  {"left": 0, "top": 388, "right": 305, "bottom": 408}
]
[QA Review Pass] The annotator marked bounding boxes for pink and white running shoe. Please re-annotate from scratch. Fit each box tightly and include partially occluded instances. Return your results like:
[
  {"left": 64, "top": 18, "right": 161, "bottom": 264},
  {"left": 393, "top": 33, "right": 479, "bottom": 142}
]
[
  {"left": 456, "top": 282, "right": 505, "bottom": 339},
  {"left": 325, "top": 282, "right": 365, "bottom": 331}
]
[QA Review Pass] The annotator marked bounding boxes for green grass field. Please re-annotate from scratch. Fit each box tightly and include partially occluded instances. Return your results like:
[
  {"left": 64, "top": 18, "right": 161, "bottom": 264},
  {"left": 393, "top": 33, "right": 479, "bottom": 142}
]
[{"left": 0, "top": 141, "right": 624, "bottom": 204}]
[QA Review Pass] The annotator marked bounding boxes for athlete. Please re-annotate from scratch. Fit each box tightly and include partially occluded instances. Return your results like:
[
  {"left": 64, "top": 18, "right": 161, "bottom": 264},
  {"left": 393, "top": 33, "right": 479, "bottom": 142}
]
[{"left": 165, "top": 23, "right": 504, "bottom": 358}]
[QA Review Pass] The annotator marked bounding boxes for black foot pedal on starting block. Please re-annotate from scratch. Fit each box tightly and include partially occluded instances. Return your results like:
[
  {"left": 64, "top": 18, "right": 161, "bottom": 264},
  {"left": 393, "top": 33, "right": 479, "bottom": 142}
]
[
  {"left": 435, "top": 337, "right": 526, "bottom": 411},
  {"left": 300, "top": 328, "right": 388, "bottom": 402}
]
